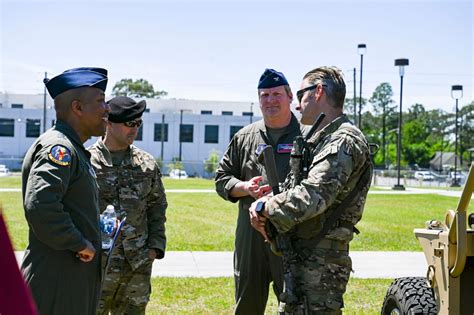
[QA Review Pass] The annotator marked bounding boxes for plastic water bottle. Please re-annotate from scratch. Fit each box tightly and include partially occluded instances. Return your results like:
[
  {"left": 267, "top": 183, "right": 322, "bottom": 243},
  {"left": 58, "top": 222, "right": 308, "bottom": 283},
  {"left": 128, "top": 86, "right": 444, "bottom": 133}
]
[{"left": 100, "top": 205, "right": 117, "bottom": 250}]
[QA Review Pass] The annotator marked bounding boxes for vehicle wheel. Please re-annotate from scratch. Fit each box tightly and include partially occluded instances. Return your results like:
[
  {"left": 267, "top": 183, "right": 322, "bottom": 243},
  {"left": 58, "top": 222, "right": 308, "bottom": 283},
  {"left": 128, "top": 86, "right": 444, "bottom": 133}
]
[{"left": 381, "top": 277, "right": 437, "bottom": 315}]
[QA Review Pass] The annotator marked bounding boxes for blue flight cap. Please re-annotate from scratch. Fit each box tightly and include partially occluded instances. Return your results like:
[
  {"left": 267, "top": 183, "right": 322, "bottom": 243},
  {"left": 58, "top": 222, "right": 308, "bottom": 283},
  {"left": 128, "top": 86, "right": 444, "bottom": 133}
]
[
  {"left": 258, "top": 68, "right": 289, "bottom": 89},
  {"left": 44, "top": 67, "right": 108, "bottom": 99}
]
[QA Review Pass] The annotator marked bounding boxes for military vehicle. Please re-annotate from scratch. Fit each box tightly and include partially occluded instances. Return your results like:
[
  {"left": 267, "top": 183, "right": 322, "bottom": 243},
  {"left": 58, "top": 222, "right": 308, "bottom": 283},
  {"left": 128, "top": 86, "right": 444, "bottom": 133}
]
[{"left": 381, "top": 163, "right": 474, "bottom": 314}]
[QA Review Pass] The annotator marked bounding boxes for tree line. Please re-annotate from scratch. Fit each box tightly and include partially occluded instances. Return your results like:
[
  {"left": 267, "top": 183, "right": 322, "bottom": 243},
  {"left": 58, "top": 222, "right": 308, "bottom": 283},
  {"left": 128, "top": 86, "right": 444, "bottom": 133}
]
[{"left": 345, "top": 82, "right": 473, "bottom": 169}]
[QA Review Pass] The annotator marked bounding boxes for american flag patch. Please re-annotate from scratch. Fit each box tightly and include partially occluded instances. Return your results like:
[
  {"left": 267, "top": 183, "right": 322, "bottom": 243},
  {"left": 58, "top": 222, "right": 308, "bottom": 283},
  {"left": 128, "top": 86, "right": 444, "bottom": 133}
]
[
  {"left": 277, "top": 143, "right": 293, "bottom": 153},
  {"left": 255, "top": 143, "right": 267, "bottom": 156}
]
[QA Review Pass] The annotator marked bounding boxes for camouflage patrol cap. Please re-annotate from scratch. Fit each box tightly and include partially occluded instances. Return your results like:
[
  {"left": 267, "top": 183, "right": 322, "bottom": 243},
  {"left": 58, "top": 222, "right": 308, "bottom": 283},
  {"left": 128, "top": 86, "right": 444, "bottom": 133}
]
[{"left": 107, "top": 96, "right": 147, "bottom": 123}]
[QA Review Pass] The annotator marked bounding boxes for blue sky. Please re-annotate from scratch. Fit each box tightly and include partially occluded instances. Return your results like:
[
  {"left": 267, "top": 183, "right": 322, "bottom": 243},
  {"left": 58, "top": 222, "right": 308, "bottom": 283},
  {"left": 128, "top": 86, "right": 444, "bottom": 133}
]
[{"left": 1, "top": 0, "right": 472, "bottom": 112}]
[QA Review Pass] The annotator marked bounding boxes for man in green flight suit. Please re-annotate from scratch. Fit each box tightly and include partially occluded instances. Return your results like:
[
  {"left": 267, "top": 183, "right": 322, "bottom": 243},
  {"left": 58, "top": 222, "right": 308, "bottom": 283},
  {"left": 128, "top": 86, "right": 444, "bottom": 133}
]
[
  {"left": 216, "top": 69, "right": 305, "bottom": 314},
  {"left": 21, "top": 67, "right": 110, "bottom": 315},
  {"left": 89, "top": 96, "right": 167, "bottom": 314}
]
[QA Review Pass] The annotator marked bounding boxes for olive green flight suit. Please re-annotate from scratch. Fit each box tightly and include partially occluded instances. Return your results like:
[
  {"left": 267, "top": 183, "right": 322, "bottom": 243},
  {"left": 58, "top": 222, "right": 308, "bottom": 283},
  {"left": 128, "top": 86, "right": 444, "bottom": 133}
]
[
  {"left": 215, "top": 114, "right": 304, "bottom": 315},
  {"left": 21, "top": 120, "right": 102, "bottom": 315}
]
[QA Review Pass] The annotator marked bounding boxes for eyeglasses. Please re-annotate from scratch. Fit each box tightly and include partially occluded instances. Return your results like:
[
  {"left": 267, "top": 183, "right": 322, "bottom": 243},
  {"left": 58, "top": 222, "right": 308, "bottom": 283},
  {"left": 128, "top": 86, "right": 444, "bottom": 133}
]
[
  {"left": 123, "top": 119, "right": 143, "bottom": 128},
  {"left": 296, "top": 84, "right": 325, "bottom": 103}
]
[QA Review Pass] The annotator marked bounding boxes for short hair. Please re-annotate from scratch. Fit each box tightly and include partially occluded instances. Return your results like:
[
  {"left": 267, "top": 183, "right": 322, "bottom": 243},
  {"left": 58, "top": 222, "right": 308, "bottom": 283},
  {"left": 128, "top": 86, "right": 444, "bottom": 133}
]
[
  {"left": 53, "top": 87, "right": 89, "bottom": 113},
  {"left": 303, "top": 66, "right": 346, "bottom": 108},
  {"left": 258, "top": 85, "right": 293, "bottom": 98}
]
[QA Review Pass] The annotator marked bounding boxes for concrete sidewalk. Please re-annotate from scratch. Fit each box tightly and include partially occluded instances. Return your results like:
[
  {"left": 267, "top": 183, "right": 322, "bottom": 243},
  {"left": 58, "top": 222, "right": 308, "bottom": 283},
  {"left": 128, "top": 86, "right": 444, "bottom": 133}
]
[{"left": 15, "top": 251, "right": 427, "bottom": 279}]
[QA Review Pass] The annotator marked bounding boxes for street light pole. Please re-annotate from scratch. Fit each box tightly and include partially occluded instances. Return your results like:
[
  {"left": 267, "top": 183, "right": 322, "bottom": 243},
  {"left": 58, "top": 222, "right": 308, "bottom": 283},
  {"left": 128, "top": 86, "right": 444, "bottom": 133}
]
[
  {"left": 353, "top": 68, "right": 357, "bottom": 124},
  {"left": 451, "top": 85, "right": 463, "bottom": 187},
  {"left": 357, "top": 44, "right": 366, "bottom": 129},
  {"left": 393, "top": 58, "right": 409, "bottom": 190},
  {"left": 250, "top": 102, "right": 254, "bottom": 124},
  {"left": 179, "top": 109, "right": 183, "bottom": 162},
  {"left": 43, "top": 72, "right": 47, "bottom": 133}
]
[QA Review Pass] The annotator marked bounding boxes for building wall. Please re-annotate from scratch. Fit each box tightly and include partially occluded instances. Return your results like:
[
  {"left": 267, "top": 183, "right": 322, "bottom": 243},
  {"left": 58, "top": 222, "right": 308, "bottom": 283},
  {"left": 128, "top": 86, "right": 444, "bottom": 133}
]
[{"left": 0, "top": 106, "right": 259, "bottom": 176}]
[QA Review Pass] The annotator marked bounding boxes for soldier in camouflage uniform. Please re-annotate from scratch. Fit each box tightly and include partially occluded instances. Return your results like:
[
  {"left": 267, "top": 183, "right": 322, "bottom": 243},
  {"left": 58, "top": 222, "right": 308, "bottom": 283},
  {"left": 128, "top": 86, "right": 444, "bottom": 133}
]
[
  {"left": 89, "top": 96, "right": 167, "bottom": 315},
  {"left": 250, "top": 67, "right": 372, "bottom": 314},
  {"left": 216, "top": 69, "right": 306, "bottom": 315}
]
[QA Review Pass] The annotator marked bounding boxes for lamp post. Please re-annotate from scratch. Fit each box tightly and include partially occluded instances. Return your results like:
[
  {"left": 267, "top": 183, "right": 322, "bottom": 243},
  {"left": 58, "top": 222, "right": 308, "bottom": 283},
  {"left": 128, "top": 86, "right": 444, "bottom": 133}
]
[
  {"left": 250, "top": 102, "right": 254, "bottom": 124},
  {"left": 179, "top": 109, "right": 184, "bottom": 162},
  {"left": 43, "top": 72, "right": 48, "bottom": 133},
  {"left": 451, "top": 85, "right": 463, "bottom": 187},
  {"left": 393, "top": 58, "right": 409, "bottom": 190},
  {"left": 357, "top": 44, "right": 366, "bottom": 129}
]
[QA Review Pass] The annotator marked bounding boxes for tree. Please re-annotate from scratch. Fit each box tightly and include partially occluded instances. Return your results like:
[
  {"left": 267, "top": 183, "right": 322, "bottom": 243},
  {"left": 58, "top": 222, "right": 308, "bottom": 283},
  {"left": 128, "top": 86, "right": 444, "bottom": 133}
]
[
  {"left": 459, "top": 102, "right": 474, "bottom": 166},
  {"left": 204, "top": 150, "right": 221, "bottom": 178},
  {"left": 369, "top": 83, "right": 396, "bottom": 167},
  {"left": 112, "top": 78, "right": 168, "bottom": 98}
]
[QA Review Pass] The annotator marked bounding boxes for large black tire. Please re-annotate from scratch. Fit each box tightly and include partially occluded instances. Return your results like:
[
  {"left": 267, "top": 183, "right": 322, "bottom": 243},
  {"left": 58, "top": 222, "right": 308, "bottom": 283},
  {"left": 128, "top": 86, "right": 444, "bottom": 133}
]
[{"left": 381, "top": 277, "right": 437, "bottom": 315}]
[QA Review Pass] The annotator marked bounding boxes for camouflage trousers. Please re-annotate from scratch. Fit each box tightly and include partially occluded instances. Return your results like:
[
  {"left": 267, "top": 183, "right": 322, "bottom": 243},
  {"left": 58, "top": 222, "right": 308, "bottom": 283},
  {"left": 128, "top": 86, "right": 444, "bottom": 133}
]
[
  {"left": 97, "top": 249, "right": 154, "bottom": 315},
  {"left": 279, "top": 246, "right": 351, "bottom": 315}
]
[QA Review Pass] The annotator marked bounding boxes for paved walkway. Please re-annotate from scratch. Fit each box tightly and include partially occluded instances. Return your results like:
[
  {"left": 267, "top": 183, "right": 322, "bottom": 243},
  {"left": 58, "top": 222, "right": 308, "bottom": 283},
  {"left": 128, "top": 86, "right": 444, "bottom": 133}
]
[{"left": 15, "top": 251, "right": 427, "bottom": 279}]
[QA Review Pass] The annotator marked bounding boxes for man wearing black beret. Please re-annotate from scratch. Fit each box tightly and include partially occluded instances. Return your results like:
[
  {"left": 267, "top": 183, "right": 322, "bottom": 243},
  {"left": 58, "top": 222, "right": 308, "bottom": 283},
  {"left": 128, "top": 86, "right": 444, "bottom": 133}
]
[
  {"left": 216, "top": 69, "right": 305, "bottom": 314},
  {"left": 21, "top": 67, "right": 110, "bottom": 314},
  {"left": 89, "top": 96, "right": 167, "bottom": 314}
]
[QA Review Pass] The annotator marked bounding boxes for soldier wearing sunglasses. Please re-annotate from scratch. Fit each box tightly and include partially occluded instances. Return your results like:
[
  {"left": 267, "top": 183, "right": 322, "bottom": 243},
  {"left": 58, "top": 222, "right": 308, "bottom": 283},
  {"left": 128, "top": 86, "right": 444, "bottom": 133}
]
[
  {"left": 88, "top": 96, "right": 167, "bottom": 314},
  {"left": 250, "top": 67, "right": 373, "bottom": 314}
]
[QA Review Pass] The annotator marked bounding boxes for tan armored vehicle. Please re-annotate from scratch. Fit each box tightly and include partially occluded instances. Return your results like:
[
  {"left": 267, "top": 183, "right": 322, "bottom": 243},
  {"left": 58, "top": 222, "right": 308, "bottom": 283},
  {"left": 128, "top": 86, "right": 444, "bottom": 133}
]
[{"left": 381, "top": 163, "right": 474, "bottom": 314}]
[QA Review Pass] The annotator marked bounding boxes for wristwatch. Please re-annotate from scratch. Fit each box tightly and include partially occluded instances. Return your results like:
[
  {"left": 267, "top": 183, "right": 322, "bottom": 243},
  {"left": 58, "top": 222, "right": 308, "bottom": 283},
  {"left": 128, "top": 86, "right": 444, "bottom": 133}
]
[{"left": 255, "top": 201, "right": 266, "bottom": 217}]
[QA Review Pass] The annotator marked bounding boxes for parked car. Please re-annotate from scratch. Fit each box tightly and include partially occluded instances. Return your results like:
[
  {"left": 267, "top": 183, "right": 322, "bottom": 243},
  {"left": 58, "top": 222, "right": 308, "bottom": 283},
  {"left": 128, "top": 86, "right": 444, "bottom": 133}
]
[
  {"left": 414, "top": 171, "right": 435, "bottom": 181},
  {"left": 448, "top": 171, "right": 466, "bottom": 184},
  {"left": 0, "top": 165, "right": 11, "bottom": 177},
  {"left": 169, "top": 169, "right": 188, "bottom": 179}
]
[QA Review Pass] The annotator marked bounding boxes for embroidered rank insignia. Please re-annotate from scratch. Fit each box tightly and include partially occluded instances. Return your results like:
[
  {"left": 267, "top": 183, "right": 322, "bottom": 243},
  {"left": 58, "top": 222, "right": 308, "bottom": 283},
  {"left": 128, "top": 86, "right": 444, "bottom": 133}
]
[
  {"left": 255, "top": 144, "right": 267, "bottom": 156},
  {"left": 48, "top": 145, "right": 71, "bottom": 166},
  {"left": 277, "top": 143, "right": 293, "bottom": 153}
]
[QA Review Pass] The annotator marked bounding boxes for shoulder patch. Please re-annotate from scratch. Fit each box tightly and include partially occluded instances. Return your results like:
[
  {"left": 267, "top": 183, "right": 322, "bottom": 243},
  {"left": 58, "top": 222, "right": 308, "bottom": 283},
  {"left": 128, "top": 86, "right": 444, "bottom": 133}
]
[{"left": 48, "top": 145, "right": 72, "bottom": 166}]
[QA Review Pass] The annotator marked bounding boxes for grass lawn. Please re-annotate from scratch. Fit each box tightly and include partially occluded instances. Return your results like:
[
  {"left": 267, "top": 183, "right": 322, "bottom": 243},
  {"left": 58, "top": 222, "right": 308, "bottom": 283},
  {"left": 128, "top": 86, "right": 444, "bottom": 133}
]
[
  {"left": 147, "top": 277, "right": 391, "bottom": 314},
  {"left": 2, "top": 187, "right": 467, "bottom": 252}
]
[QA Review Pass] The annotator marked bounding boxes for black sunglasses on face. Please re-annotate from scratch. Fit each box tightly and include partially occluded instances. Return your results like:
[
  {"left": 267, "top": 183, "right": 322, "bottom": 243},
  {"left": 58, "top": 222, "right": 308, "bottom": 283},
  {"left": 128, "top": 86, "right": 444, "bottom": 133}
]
[
  {"left": 296, "top": 84, "right": 325, "bottom": 103},
  {"left": 123, "top": 119, "right": 143, "bottom": 128}
]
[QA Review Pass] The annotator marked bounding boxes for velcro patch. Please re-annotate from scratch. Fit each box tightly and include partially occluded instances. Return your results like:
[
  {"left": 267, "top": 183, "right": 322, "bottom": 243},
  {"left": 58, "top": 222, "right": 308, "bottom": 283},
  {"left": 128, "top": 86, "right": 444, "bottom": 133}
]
[
  {"left": 48, "top": 145, "right": 71, "bottom": 166},
  {"left": 277, "top": 143, "right": 293, "bottom": 153},
  {"left": 255, "top": 143, "right": 267, "bottom": 156}
]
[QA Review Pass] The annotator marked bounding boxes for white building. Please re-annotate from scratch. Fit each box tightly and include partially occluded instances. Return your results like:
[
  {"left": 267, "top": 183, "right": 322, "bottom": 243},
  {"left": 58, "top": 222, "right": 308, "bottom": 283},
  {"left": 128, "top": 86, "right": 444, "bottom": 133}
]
[{"left": 0, "top": 93, "right": 263, "bottom": 177}]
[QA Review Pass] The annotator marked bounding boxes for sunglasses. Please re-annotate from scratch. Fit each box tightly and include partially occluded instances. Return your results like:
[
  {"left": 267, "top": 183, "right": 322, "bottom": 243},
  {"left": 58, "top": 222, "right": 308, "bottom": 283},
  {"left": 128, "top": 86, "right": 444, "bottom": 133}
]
[
  {"left": 123, "top": 119, "right": 143, "bottom": 128},
  {"left": 296, "top": 84, "right": 326, "bottom": 103}
]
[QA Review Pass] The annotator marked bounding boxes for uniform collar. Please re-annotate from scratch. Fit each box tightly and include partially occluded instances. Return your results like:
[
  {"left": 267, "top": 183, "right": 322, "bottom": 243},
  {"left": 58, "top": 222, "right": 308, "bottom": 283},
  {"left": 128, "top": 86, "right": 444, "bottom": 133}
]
[
  {"left": 94, "top": 138, "right": 138, "bottom": 167},
  {"left": 55, "top": 119, "right": 84, "bottom": 146},
  {"left": 55, "top": 120, "right": 90, "bottom": 158},
  {"left": 258, "top": 112, "right": 300, "bottom": 134},
  {"left": 307, "top": 114, "right": 350, "bottom": 143}
]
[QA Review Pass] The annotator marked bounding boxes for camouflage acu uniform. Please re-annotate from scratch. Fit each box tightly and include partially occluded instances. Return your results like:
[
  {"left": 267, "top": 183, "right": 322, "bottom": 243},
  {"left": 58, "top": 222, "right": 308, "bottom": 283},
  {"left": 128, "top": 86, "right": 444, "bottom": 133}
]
[
  {"left": 216, "top": 114, "right": 304, "bottom": 315},
  {"left": 89, "top": 139, "right": 167, "bottom": 315},
  {"left": 267, "top": 115, "right": 372, "bottom": 314}
]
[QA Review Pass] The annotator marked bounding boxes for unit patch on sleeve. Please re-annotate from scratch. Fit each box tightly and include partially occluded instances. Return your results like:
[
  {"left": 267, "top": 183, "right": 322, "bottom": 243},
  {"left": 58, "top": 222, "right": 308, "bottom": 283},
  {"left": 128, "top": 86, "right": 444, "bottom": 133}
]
[{"left": 48, "top": 145, "right": 72, "bottom": 166}]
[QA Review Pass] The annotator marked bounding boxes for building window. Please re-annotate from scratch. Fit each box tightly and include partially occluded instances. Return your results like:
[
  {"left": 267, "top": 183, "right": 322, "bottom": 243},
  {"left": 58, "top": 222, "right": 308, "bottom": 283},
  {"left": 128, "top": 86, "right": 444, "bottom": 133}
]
[
  {"left": 222, "top": 111, "right": 233, "bottom": 116},
  {"left": 154, "top": 123, "right": 168, "bottom": 142},
  {"left": 201, "top": 110, "right": 212, "bottom": 115},
  {"left": 180, "top": 124, "right": 194, "bottom": 143},
  {"left": 144, "top": 108, "right": 150, "bottom": 113},
  {"left": 26, "top": 119, "right": 41, "bottom": 138},
  {"left": 0, "top": 118, "right": 14, "bottom": 137},
  {"left": 230, "top": 125, "right": 243, "bottom": 140},
  {"left": 205, "top": 125, "right": 219, "bottom": 143},
  {"left": 136, "top": 125, "right": 143, "bottom": 141},
  {"left": 11, "top": 104, "right": 23, "bottom": 109},
  {"left": 242, "top": 112, "right": 253, "bottom": 116}
]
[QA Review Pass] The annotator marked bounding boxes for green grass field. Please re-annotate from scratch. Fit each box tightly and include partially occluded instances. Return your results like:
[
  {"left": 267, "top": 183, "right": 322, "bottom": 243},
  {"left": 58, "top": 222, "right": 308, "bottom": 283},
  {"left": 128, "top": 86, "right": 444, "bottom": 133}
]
[
  {"left": 2, "top": 176, "right": 465, "bottom": 313},
  {"left": 146, "top": 277, "right": 391, "bottom": 314},
  {"left": 1, "top": 180, "right": 466, "bottom": 251}
]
